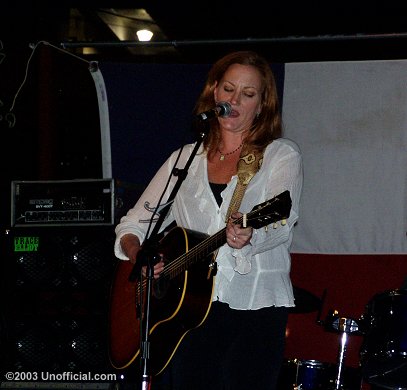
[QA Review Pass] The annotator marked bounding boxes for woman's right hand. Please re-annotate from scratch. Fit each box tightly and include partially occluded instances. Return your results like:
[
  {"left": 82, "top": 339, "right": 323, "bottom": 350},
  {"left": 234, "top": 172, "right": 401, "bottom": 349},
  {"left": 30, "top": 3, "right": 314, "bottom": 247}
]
[
  {"left": 142, "top": 258, "right": 165, "bottom": 279},
  {"left": 120, "top": 233, "right": 164, "bottom": 279}
]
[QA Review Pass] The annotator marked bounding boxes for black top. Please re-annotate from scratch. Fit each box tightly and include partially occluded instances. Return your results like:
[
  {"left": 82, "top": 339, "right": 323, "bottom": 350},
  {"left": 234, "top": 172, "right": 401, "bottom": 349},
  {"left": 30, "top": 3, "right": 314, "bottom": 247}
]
[{"left": 209, "top": 182, "right": 227, "bottom": 207}]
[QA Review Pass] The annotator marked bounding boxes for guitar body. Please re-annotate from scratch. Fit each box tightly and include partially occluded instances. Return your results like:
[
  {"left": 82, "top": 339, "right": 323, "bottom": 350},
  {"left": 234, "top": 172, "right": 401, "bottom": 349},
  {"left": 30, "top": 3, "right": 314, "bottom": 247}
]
[{"left": 109, "top": 226, "right": 215, "bottom": 376}]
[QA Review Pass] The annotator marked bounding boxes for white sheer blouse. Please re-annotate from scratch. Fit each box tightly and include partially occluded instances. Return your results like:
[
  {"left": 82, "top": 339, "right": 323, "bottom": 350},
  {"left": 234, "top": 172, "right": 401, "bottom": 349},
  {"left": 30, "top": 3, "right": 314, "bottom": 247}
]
[{"left": 114, "top": 137, "right": 303, "bottom": 310}]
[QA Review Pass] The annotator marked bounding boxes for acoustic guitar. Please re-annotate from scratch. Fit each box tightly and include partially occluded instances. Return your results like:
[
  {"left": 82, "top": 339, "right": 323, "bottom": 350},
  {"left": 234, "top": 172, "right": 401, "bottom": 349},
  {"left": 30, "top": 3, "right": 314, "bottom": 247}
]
[{"left": 108, "top": 190, "right": 292, "bottom": 376}]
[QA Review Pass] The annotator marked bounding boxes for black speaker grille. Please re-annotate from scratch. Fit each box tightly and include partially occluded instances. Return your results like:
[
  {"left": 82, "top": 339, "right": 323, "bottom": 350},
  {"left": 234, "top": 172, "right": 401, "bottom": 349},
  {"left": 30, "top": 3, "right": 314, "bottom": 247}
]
[{"left": 2, "top": 227, "right": 118, "bottom": 373}]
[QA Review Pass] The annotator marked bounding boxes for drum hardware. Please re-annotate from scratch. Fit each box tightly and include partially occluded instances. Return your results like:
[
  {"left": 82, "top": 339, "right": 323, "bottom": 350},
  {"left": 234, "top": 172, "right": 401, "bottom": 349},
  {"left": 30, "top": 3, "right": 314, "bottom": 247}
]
[
  {"left": 278, "top": 357, "right": 362, "bottom": 390},
  {"left": 332, "top": 317, "right": 356, "bottom": 389},
  {"left": 322, "top": 310, "right": 363, "bottom": 335},
  {"left": 280, "top": 289, "right": 363, "bottom": 390},
  {"left": 278, "top": 358, "right": 335, "bottom": 389},
  {"left": 318, "top": 310, "right": 363, "bottom": 390},
  {"left": 359, "top": 289, "right": 407, "bottom": 390},
  {"left": 332, "top": 316, "right": 360, "bottom": 334}
]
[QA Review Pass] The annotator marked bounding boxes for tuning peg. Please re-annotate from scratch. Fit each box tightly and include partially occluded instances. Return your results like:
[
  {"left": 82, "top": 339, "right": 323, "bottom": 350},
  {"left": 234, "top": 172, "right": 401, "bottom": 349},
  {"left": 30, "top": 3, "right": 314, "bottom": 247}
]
[{"left": 281, "top": 219, "right": 287, "bottom": 226}]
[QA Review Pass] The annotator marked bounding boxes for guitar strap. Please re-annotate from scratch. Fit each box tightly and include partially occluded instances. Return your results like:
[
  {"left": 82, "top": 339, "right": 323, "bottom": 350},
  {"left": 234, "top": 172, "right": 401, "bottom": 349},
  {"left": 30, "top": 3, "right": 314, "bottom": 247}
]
[
  {"left": 208, "top": 147, "right": 264, "bottom": 279},
  {"left": 225, "top": 146, "right": 264, "bottom": 222}
]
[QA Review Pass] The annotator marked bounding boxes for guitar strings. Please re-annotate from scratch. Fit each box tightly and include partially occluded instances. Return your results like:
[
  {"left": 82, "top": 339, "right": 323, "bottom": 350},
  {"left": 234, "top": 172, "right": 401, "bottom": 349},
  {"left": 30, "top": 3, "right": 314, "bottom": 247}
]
[{"left": 163, "top": 227, "right": 228, "bottom": 277}]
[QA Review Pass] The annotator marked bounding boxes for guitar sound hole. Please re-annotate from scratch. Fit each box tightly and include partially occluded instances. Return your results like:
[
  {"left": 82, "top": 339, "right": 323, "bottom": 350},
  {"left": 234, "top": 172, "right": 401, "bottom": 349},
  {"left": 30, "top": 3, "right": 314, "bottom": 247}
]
[{"left": 153, "top": 276, "right": 170, "bottom": 299}]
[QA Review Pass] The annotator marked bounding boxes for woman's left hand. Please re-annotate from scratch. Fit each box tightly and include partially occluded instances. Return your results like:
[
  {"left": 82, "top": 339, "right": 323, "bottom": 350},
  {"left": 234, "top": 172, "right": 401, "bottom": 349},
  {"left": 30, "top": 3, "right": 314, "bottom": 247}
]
[{"left": 226, "top": 212, "right": 253, "bottom": 249}]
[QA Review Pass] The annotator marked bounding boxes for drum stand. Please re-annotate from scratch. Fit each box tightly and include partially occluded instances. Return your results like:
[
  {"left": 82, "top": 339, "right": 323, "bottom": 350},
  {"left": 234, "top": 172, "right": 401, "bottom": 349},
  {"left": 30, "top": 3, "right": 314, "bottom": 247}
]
[{"left": 329, "top": 315, "right": 360, "bottom": 390}]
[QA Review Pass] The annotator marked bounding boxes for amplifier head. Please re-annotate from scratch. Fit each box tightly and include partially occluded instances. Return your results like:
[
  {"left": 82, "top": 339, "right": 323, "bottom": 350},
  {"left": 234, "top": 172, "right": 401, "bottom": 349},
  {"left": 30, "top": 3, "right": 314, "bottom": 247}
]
[{"left": 11, "top": 179, "right": 114, "bottom": 227}]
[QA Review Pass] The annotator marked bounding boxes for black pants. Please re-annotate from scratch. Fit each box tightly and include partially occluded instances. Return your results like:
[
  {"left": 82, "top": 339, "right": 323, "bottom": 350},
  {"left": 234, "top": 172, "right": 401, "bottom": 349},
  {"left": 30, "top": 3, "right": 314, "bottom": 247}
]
[{"left": 162, "top": 301, "right": 288, "bottom": 390}]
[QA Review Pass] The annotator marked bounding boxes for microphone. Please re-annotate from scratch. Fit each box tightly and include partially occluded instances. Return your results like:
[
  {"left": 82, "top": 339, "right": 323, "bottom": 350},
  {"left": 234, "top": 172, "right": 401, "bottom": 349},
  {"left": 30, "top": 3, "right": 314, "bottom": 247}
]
[{"left": 197, "top": 101, "right": 232, "bottom": 121}]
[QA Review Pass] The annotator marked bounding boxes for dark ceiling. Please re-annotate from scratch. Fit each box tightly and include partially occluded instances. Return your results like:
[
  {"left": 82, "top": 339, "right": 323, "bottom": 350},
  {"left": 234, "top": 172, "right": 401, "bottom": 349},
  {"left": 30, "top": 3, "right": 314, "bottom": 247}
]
[{"left": 1, "top": 1, "right": 407, "bottom": 63}]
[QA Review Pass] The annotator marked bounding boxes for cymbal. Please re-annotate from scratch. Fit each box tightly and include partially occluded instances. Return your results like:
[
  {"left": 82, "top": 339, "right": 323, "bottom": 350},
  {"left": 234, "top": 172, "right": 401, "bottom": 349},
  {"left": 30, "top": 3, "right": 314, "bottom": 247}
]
[{"left": 290, "top": 286, "right": 322, "bottom": 314}]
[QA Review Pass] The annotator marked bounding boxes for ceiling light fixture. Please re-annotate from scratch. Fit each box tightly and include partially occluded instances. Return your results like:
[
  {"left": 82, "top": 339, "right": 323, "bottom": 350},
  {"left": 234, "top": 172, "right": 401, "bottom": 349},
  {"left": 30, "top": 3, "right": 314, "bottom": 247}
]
[{"left": 136, "top": 29, "right": 153, "bottom": 42}]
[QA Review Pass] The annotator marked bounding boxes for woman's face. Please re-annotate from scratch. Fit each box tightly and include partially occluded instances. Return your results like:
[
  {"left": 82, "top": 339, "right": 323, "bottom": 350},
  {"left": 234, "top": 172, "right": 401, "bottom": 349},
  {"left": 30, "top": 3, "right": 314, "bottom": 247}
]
[{"left": 214, "top": 63, "right": 263, "bottom": 135}]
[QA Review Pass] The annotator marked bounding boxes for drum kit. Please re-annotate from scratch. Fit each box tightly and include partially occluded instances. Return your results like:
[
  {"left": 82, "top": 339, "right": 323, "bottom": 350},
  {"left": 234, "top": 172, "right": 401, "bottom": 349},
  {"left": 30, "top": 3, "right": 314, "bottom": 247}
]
[{"left": 279, "top": 287, "right": 407, "bottom": 390}]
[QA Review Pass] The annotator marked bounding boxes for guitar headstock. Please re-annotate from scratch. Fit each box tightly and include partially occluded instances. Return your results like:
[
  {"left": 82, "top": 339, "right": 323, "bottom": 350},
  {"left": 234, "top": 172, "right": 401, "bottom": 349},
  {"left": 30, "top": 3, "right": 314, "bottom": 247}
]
[{"left": 245, "top": 190, "right": 292, "bottom": 229}]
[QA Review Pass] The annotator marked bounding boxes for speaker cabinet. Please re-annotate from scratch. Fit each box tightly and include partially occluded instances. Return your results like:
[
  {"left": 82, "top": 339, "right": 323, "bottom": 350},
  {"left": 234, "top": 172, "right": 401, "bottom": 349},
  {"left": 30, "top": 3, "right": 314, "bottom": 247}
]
[{"left": 1, "top": 226, "right": 118, "bottom": 373}]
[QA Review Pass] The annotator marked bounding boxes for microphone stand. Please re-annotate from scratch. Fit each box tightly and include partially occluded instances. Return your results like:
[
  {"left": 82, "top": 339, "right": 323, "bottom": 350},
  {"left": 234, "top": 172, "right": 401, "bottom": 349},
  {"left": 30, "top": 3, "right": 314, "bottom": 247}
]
[{"left": 128, "top": 119, "right": 210, "bottom": 390}]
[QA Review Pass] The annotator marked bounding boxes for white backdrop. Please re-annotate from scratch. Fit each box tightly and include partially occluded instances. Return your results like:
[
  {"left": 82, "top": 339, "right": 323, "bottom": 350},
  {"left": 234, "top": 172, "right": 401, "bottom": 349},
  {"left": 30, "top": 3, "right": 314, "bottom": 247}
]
[{"left": 282, "top": 60, "right": 407, "bottom": 254}]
